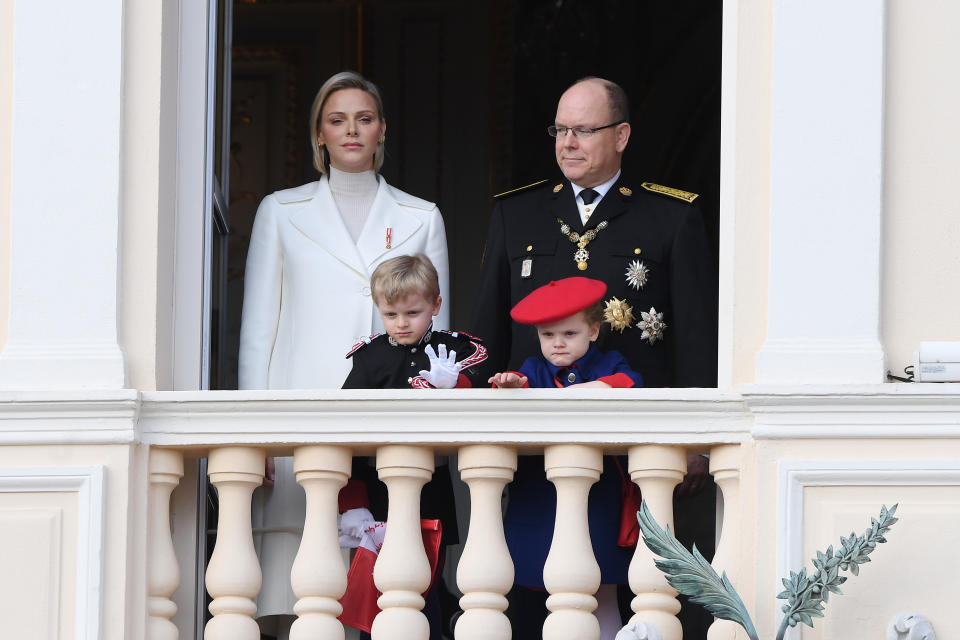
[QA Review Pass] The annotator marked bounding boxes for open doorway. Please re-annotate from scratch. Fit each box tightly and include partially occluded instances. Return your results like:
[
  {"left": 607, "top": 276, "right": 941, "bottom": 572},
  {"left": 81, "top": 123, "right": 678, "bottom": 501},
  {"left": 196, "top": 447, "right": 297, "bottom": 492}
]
[{"left": 212, "top": 0, "right": 721, "bottom": 390}]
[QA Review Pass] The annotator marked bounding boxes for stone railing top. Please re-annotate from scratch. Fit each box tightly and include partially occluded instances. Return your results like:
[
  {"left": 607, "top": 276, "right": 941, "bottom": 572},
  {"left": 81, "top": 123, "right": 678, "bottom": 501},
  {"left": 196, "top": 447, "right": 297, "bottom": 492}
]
[{"left": 0, "top": 384, "right": 959, "bottom": 448}]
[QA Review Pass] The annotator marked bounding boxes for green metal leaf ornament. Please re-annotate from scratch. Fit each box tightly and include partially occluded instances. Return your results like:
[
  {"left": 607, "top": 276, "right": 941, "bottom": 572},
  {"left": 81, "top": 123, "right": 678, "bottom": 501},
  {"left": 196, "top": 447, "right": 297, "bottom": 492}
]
[
  {"left": 636, "top": 501, "right": 759, "bottom": 640},
  {"left": 773, "top": 504, "right": 898, "bottom": 640},
  {"left": 636, "top": 501, "right": 898, "bottom": 640}
]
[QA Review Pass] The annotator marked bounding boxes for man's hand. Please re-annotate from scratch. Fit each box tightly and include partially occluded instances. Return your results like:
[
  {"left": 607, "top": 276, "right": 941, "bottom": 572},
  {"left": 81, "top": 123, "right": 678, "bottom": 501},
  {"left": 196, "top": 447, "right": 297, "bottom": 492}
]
[
  {"left": 488, "top": 372, "right": 528, "bottom": 388},
  {"left": 418, "top": 343, "right": 461, "bottom": 389},
  {"left": 263, "top": 456, "right": 276, "bottom": 487},
  {"left": 675, "top": 453, "right": 708, "bottom": 498}
]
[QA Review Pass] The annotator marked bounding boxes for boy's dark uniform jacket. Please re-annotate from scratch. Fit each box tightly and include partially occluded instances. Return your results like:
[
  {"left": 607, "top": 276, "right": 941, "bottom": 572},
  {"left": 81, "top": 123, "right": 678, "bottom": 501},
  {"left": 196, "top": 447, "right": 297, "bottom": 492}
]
[
  {"left": 342, "top": 329, "right": 487, "bottom": 389},
  {"left": 472, "top": 177, "right": 717, "bottom": 388},
  {"left": 342, "top": 328, "right": 486, "bottom": 547}
]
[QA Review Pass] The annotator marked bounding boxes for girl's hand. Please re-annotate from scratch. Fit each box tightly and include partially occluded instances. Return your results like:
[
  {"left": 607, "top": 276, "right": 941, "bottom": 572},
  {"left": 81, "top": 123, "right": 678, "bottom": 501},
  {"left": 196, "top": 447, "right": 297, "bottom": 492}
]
[{"left": 488, "top": 372, "right": 528, "bottom": 388}]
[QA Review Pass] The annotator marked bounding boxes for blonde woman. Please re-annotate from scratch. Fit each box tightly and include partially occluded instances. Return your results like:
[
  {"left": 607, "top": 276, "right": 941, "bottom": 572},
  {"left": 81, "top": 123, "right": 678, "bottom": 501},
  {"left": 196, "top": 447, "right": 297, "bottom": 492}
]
[{"left": 238, "top": 71, "right": 450, "bottom": 638}]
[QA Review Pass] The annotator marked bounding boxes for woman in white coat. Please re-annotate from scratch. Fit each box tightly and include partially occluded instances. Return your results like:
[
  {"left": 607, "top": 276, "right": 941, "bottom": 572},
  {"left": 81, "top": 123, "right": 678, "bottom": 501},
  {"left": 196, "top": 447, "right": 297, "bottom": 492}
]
[{"left": 238, "top": 71, "right": 450, "bottom": 638}]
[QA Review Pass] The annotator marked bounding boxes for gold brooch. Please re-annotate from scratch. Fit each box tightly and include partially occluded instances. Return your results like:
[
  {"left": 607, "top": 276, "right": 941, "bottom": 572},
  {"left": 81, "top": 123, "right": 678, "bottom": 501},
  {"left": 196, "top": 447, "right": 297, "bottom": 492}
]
[
  {"left": 619, "top": 186, "right": 633, "bottom": 196},
  {"left": 553, "top": 183, "right": 564, "bottom": 193},
  {"left": 603, "top": 297, "right": 635, "bottom": 333}
]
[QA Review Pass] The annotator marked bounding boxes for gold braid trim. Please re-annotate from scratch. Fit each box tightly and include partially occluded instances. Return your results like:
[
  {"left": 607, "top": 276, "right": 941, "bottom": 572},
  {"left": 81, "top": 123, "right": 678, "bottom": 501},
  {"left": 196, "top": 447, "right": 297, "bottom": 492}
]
[
  {"left": 641, "top": 182, "right": 699, "bottom": 203},
  {"left": 493, "top": 179, "right": 549, "bottom": 199}
]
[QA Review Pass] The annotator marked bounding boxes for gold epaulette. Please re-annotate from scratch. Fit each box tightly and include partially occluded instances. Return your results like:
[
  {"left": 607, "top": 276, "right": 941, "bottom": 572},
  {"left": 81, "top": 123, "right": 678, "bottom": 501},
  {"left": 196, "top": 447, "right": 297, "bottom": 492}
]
[
  {"left": 493, "top": 179, "right": 549, "bottom": 199},
  {"left": 641, "top": 182, "right": 699, "bottom": 204}
]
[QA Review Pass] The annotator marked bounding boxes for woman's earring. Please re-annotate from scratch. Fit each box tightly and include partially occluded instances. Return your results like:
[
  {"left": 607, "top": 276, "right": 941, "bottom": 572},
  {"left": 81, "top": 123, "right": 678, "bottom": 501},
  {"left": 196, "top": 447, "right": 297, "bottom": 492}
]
[{"left": 379, "top": 136, "right": 386, "bottom": 144}]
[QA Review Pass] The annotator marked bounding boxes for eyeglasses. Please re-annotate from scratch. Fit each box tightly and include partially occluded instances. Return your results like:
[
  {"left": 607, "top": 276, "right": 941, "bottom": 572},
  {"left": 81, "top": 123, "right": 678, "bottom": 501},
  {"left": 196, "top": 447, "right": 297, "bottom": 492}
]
[{"left": 547, "top": 121, "right": 625, "bottom": 139}]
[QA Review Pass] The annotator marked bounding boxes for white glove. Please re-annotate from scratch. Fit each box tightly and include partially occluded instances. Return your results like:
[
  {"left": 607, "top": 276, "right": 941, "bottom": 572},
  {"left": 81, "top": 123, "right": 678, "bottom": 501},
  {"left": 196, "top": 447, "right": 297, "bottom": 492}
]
[
  {"left": 338, "top": 507, "right": 375, "bottom": 548},
  {"left": 615, "top": 621, "right": 662, "bottom": 640},
  {"left": 418, "top": 343, "right": 462, "bottom": 389}
]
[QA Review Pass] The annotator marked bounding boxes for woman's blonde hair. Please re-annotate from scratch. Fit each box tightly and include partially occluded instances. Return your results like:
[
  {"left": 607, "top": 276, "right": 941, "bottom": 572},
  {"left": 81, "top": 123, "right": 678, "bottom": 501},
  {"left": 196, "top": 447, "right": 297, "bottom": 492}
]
[
  {"left": 370, "top": 254, "right": 440, "bottom": 306},
  {"left": 309, "top": 71, "right": 386, "bottom": 174}
]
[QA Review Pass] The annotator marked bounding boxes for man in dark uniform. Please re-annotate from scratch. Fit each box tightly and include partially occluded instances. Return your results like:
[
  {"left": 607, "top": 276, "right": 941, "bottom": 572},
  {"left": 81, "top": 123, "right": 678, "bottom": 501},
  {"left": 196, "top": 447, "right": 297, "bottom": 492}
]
[
  {"left": 471, "top": 76, "right": 717, "bottom": 637},
  {"left": 472, "top": 77, "right": 716, "bottom": 388}
]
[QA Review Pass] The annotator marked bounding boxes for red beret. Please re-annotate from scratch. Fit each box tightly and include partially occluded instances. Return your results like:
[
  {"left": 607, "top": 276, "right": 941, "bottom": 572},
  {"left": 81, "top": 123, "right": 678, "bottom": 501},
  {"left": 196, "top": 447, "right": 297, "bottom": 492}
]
[{"left": 510, "top": 277, "right": 607, "bottom": 325}]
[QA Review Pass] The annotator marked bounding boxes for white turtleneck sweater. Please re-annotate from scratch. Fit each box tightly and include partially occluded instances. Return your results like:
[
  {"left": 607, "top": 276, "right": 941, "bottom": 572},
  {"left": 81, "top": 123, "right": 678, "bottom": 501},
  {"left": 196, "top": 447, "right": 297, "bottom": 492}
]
[{"left": 328, "top": 166, "right": 378, "bottom": 242}]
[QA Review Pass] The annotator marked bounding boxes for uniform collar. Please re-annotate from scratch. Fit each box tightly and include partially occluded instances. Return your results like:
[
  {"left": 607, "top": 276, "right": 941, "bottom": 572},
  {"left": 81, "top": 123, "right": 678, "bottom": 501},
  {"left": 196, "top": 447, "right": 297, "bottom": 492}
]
[{"left": 571, "top": 170, "right": 621, "bottom": 205}]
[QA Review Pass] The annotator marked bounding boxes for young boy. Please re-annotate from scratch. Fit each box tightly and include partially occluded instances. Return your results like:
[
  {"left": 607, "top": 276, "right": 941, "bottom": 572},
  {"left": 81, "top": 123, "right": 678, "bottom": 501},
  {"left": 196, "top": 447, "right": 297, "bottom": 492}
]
[
  {"left": 488, "top": 276, "right": 642, "bottom": 389},
  {"left": 489, "top": 276, "right": 643, "bottom": 640},
  {"left": 343, "top": 254, "right": 487, "bottom": 388},
  {"left": 340, "top": 254, "right": 485, "bottom": 639}
]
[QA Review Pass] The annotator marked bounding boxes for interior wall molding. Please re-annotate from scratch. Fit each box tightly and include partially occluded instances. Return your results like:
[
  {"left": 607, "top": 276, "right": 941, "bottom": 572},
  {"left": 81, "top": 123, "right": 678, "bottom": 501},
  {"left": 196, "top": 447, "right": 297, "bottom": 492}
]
[
  {"left": 777, "top": 459, "right": 960, "bottom": 636},
  {"left": 0, "top": 466, "right": 106, "bottom": 640}
]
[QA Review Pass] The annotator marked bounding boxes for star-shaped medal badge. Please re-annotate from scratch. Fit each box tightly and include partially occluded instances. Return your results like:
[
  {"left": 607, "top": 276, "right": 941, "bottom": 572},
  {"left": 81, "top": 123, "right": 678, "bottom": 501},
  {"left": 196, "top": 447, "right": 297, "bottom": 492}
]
[
  {"left": 625, "top": 260, "right": 649, "bottom": 290},
  {"left": 603, "top": 298, "right": 635, "bottom": 333},
  {"left": 637, "top": 307, "right": 667, "bottom": 344}
]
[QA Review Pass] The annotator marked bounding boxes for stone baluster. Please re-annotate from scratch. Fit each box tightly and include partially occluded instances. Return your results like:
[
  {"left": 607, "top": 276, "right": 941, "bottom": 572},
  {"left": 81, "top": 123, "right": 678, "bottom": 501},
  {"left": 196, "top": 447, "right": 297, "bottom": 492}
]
[
  {"left": 371, "top": 445, "right": 434, "bottom": 640},
  {"left": 627, "top": 445, "right": 686, "bottom": 640},
  {"left": 708, "top": 445, "right": 745, "bottom": 640},
  {"left": 148, "top": 448, "right": 184, "bottom": 640},
  {"left": 290, "top": 445, "right": 353, "bottom": 640},
  {"left": 455, "top": 445, "right": 517, "bottom": 640},
  {"left": 542, "top": 444, "right": 604, "bottom": 640},
  {"left": 204, "top": 447, "right": 265, "bottom": 640}
]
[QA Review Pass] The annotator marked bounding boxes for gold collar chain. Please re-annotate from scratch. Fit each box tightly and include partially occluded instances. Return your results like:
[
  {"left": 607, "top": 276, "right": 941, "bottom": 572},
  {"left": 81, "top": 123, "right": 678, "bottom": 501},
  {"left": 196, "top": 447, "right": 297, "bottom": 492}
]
[{"left": 556, "top": 217, "right": 609, "bottom": 271}]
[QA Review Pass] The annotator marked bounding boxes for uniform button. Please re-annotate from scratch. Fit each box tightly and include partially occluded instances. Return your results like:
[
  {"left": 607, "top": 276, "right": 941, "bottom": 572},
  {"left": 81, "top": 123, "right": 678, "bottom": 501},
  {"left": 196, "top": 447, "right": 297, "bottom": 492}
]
[
  {"left": 361, "top": 286, "right": 371, "bottom": 296},
  {"left": 526, "top": 245, "right": 533, "bottom": 251},
  {"left": 634, "top": 248, "right": 642, "bottom": 255},
  {"left": 410, "top": 361, "right": 416, "bottom": 366},
  {"left": 407, "top": 377, "right": 413, "bottom": 383},
  {"left": 411, "top": 347, "right": 417, "bottom": 353},
  {"left": 567, "top": 372, "right": 576, "bottom": 383}
]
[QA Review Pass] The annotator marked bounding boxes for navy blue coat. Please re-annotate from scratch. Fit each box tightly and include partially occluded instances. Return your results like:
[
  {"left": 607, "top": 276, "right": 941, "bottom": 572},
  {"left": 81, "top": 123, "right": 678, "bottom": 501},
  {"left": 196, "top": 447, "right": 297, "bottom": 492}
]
[
  {"left": 515, "top": 344, "right": 643, "bottom": 388},
  {"left": 504, "top": 345, "right": 643, "bottom": 587}
]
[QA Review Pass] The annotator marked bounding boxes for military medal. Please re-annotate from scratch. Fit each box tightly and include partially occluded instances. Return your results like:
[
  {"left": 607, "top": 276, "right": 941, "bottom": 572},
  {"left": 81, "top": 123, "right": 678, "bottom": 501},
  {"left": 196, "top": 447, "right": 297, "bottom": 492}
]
[
  {"left": 603, "top": 297, "right": 635, "bottom": 333},
  {"left": 625, "top": 259, "right": 649, "bottom": 290},
  {"left": 557, "top": 218, "right": 608, "bottom": 271},
  {"left": 521, "top": 258, "right": 533, "bottom": 278},
  {"left": 385, "top": 227, "right": 393, "bottom": 249},
  {"left": 637, "top": 307, "right": 667, "bottom": 344}
]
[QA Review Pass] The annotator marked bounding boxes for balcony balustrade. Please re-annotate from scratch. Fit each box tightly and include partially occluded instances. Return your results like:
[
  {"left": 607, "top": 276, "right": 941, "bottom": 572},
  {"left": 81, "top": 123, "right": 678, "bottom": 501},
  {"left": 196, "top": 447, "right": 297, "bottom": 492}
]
[
  {"left": 140, "top": 388, "right": 749, "bottom": 640},
  {"left": 6, "top": 386, "right": 956, "bottom": 639}
]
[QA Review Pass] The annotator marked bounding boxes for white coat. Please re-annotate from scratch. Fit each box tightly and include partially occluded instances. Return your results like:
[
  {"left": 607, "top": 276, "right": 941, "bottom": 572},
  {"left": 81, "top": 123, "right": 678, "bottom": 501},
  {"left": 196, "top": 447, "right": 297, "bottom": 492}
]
[
  {"left": 238, "top": 175, "right": 450, "bottom": 622},
  {"left": 238, "top": 175, "right": 450, "bottom": 391}
]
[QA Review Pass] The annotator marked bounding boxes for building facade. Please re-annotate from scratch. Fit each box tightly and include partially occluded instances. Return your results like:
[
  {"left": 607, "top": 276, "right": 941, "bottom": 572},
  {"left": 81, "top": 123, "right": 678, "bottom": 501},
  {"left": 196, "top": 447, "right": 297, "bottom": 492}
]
[{"left": 1, "top": 1, "right": 959, "bottom": 639}]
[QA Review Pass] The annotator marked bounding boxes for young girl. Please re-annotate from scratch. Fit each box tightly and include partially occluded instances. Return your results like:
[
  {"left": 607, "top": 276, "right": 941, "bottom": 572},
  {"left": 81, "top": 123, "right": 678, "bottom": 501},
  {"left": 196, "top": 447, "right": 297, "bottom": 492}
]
[
  {"left": 489, "top": 277, "right": 642, "bottom": 640},
  {"left": 488, "top": 277, "right": 641, "bottom": 390}
]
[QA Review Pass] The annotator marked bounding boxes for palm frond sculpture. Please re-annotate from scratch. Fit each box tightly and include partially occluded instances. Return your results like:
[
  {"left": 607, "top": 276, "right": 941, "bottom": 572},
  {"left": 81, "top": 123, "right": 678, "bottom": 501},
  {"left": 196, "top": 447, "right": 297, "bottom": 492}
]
[
  {"left": 636, "top": 501, "right": 898, "bottom": 640},
  {"left": 637, "top": 501, "right": 759, "bottom": 640}
]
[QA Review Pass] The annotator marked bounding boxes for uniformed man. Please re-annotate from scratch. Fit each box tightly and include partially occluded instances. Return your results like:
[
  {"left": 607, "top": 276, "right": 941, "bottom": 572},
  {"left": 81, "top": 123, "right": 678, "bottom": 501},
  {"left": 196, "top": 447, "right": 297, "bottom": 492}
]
[{"left": 472, "top": 76, "right": 717, "bottom": 388}]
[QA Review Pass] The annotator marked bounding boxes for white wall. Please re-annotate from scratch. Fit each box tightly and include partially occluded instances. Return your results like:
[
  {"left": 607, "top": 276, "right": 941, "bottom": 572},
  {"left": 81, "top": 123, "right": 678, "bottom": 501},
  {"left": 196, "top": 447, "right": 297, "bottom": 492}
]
[
  {"left": 0, "top": 0, "right": 13, "bottom": 355},
  {"left": 754, "top": 438, "right": 960, "bottom": 638},
  {"left": 723, "top": 0, "right": 773, "bottom": 386},
  {"left": 882, "top": 0, "right": 960, "bottom": 375},
  {"left": 0, "top": 444, "right": 146, "bottom": 640},
  {"left": 119, "top": 0, "right": 172, "bottom": 391}
]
